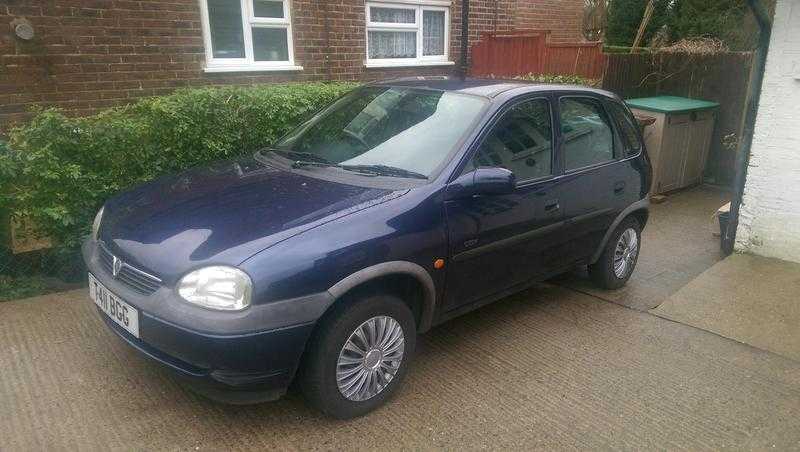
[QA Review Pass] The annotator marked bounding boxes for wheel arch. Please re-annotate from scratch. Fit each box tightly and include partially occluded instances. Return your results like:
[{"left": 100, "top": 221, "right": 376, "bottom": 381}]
[
  {"left": 589, "top": 199, "right": 649, "bottom": 264},
  {"left": 326, "top": 261, "right": 437, "bottom": 333}
]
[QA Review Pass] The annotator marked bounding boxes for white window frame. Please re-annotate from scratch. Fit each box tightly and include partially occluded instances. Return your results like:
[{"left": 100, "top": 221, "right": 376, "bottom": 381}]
[
  {"left": 364, "top": 0, "right": 454, "bottom": 68},
  {"left": 199, "top": 0, "right": 303, "bottom": 73}
]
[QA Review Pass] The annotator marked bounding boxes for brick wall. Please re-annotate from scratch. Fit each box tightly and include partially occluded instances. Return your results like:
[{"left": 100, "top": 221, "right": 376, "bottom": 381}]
[
  {"left": 0, "top": 0, "right": 585, "bottom": 130},
  {"left": 514, "top": 0, "right": 585, "bottom": 43}
]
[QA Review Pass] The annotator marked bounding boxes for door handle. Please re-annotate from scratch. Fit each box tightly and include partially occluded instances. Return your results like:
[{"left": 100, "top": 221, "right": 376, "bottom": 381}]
[
  {"left": 614, "top": 181, "right": 626, "bottom": 194},
  {"left": 544, "top": 199, "right": 560, "bottom": 212}
]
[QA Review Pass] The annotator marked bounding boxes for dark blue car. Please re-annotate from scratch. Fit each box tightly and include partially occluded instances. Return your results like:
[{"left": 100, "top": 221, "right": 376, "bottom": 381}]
[{"left": 84, "top": 77, "right": 651, "bottom": 418}]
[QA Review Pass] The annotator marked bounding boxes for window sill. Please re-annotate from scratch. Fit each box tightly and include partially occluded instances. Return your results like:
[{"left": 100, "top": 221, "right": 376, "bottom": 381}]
[
  {"left": 203, "top": 64, "right": 304, "bottom": 73},
  {"left": 364, "top": 60, "right": 456, "bottom": 69}
]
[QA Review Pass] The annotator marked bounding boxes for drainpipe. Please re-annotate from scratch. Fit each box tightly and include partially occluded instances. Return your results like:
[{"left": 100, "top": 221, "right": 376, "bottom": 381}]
[
  {"left": 460, "top": 0, "right": 470, "bottom": 79},
  {"left": 722, "top": 0, "right": 772, "bottom": 254}
]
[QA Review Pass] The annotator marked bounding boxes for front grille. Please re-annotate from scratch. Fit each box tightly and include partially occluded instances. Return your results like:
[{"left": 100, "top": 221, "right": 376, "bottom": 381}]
[{"left": 98, "top": 242, "right": 162, "bottom": 295}]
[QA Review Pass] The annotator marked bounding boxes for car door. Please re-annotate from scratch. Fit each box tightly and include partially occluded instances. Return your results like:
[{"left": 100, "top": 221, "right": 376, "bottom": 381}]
[
  {"left": 443, "top": 96, "right": 572, "bottom": 312},
  {"left": 555, "top": 95, "right": 642, "bottom": 263}
]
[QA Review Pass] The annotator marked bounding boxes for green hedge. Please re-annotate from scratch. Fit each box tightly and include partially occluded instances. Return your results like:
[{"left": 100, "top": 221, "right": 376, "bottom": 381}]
[
  {"left": 602, "top": 45, "right": 654, "bottom": 54},
  {"left": 513, "top": 73, "right": 600, "bottom": 87},
  {"left": 0, "top": 82, "right": 358, "bottom": 255},
  {"left": 0, "top": 275, "right": 47, "bottom": 302}
]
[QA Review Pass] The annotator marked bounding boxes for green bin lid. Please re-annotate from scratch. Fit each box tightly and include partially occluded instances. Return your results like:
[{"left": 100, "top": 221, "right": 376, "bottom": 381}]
[{"left": 625, "top": 96, "right": 719, "bottom": 114}]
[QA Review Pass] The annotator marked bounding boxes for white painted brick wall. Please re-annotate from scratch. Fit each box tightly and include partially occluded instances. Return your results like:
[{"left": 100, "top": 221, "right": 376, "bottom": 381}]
[{"left": 736, "top": 0, "right": 800, "bottom": 263}]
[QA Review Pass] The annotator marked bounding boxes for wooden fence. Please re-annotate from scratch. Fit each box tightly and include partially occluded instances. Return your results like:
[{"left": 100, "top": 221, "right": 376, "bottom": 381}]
[
  {"left": 470, "top": 31, "right": 606, "bottom": 80},
  {"left": 603, "top": 52, "right": 755, "bottom": 185}
]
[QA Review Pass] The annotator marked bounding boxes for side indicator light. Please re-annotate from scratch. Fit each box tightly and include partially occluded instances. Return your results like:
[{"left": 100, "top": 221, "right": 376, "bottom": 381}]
[{"left": 434, "top": 258, "right": 445, "bottom": 269}]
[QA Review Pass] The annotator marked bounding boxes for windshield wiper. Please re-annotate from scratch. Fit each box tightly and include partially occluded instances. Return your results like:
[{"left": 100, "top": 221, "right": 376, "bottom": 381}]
[
  {"left": 260, "top": 149, "right": 427, "bottom": 180},
  {"left": 340, "top": 164, "right": 428, "bottom": 180},
  {"left": 268, "top": 149, "right": 336, "bottom": 167}
]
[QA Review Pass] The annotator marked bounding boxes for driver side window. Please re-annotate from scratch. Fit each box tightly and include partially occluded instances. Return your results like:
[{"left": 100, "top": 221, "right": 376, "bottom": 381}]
[{"left": 463, "top": 98, "right": 553, "bottom": 182}]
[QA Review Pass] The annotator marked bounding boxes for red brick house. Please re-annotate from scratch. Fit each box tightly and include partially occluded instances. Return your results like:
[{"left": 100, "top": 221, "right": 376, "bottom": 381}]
[{"left": 0, "top": 0, "right": 586, "bottom": 129}]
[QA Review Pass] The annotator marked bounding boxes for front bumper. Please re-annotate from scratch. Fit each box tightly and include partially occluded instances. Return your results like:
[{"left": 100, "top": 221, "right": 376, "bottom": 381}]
[
  {"left": 98, "top": 308, "right": 313, "bottom": 403},
  {"left": 82, "top": 240, "right": 333, "bottom": 403}
]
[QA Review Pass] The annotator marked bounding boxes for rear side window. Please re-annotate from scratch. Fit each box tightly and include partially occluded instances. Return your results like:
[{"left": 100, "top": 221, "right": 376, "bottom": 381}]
[
  {"left": 559, "top": 97, "right": 615, "bottom": 171},
  {"left": 465, "top": 98, "right": 553, "bottom": 182},
  {"left": 607, "top": 101, "right": 642, "bottom": 155}
]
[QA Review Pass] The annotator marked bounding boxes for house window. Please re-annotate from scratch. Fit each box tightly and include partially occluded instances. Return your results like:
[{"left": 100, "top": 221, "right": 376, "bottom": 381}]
[
  {"left": 199, "top": 0, "right": 302, "bottom": 72},
  {"left": 365, "top": 1, "right": 453, "bottom": 68}
]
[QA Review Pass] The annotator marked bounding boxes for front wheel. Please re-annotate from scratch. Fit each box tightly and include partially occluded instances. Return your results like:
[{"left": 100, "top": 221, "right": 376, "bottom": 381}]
[
  {"left": 298, "top": 293, "right": 416, "bottom": 419},
  {"left": 588, "top": 217, "right": 641, "bottom": 289}
]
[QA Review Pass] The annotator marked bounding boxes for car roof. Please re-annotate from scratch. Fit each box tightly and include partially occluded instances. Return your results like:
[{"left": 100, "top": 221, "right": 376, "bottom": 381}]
[{"left": 369, "top": 76, "right": 617, "bottom": 100}]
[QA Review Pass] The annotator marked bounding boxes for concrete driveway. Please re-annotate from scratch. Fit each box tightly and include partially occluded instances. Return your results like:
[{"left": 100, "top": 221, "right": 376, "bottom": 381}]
[{"left": 3, "top": 282, "right": 800, "bottom": 450}]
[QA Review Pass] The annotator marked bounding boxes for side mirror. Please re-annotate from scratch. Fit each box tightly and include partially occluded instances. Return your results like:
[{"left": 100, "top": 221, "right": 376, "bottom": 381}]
[{"left": 446, "top": 167, "right": 516, "bottom": 200}]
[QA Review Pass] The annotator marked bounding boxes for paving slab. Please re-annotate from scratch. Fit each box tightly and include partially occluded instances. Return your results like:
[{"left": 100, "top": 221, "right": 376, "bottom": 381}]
[
  {"left": 652, "top": 253, "right": 800, "bottom": 362},
  {"left": 557, "top": 184, "right": 731, "bottom": 311},
  {"left": 2, "top": 285, "right": 800, "bottom": 450}
]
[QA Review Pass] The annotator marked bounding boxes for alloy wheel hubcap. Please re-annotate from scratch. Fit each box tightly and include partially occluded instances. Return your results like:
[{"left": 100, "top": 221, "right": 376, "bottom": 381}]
[
  {"left": 336, "top": 315, "right": 405, "bottom": 402},
  {"left": 613, "top": 228, "right": 639, "bottom": 278}
]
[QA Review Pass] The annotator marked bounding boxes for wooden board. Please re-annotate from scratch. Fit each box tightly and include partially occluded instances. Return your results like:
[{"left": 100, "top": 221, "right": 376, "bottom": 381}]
[{"left": 10, "top": 216, "right": 53, "bottom": 254}]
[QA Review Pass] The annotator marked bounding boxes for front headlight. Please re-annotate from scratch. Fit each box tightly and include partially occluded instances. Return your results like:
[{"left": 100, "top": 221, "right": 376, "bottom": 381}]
[
  {"left": 92, "top": 206, "right": 104, "bottom": 241},
  {"left": 177, "top": 266, "right": 252, "bottom": 311}
]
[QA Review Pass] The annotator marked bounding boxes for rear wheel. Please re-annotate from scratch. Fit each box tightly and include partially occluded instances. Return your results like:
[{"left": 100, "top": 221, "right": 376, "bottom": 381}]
[
  {"left": 299, "top": 293, "right": 416, "bottom": 419},
  {"left": 589, "top": 217, "right": 641, "bottom": 289}
]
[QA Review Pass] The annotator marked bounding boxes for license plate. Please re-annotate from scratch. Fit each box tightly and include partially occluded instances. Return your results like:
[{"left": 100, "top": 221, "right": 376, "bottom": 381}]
[{"left": 88, "top": 273, "right": 140, "bottom": 338}]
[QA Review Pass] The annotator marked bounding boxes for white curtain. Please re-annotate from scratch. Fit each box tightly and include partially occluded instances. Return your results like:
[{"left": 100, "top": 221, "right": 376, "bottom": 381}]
[
  {"left": 368, "top": 31, "right": 416, "bottom": 59},
  {"left": 423, "top": 11, "right": 444, "bottom": 56},
  {"left": 252, "top": 0, "right": 284, "bottom": 18},
  {"left": 370, "top": 7, "right": 415, "bottom": 23}
]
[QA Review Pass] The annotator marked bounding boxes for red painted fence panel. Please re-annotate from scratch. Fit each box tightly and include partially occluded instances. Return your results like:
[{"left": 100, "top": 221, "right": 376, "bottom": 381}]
[{"left": 470, "top": 31, "right": 607, "bottom": 80}]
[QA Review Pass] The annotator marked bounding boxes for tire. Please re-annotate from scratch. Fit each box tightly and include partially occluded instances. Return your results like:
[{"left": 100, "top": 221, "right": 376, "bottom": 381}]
[
  {"left": 298, "top": 293, "right": 416, "bottom": 419},
  {"left": 588, "top": 217, "right": 641, "bottom": 290}
]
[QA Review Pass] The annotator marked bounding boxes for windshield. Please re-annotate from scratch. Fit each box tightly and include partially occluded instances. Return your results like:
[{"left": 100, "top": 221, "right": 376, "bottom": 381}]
[{"left": 272, "top": 86, "right": 488, "bottom": 178}]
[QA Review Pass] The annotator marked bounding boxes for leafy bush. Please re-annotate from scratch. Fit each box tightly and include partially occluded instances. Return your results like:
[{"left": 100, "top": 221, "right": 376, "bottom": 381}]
[
  {"left": 0, "top": 275, "right": 47, "bottom": 302},
  {"left": 0, "top": 82, "right": 357, "bottom": 255},
  {"left": 605, "top": 0, "right": 671, "bottom": 47},
  {"left": 604, "top": 0, "right": 756, "bottom": 50},
  {"left": 670, "top": 0, "right": 754, "bottom": 50},
  {"left": 602, "top": 45, "right": 654, "bottom": 54},
  {"left": 513, "top": 73, "right": 600, "bottom": 87}
]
